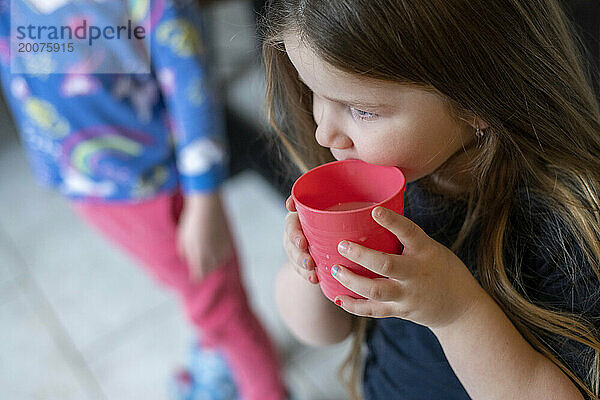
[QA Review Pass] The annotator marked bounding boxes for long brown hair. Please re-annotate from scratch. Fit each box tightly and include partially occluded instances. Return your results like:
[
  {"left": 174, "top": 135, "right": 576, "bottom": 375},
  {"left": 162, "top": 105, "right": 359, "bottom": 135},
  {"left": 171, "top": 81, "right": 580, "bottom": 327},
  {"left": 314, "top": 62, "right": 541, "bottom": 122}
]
[{"left": 261, "top": 0, "right": 600, "bottom": 398}]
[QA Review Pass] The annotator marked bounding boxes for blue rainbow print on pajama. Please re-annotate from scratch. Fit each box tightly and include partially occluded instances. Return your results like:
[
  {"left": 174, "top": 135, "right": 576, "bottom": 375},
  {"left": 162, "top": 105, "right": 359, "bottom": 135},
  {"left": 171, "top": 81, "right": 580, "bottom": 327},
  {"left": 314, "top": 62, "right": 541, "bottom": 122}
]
[{"left": 60, "top": 126, "right": 155, "bottom": 198}]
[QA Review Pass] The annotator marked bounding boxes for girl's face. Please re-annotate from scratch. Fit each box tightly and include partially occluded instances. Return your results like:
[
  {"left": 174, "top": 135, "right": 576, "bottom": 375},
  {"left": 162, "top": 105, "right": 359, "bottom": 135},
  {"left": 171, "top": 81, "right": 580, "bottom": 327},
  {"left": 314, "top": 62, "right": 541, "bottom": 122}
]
[{"left": 284, "top": 35, "right": 476, "bottom": 183}]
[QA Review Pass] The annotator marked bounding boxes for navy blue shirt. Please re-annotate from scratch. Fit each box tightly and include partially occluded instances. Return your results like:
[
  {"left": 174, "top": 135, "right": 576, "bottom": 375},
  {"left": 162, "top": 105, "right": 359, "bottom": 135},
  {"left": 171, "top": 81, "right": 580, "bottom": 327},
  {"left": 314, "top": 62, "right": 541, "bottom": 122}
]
[{"left": 363, "top": 181, "right": 600, "bottom": 399}]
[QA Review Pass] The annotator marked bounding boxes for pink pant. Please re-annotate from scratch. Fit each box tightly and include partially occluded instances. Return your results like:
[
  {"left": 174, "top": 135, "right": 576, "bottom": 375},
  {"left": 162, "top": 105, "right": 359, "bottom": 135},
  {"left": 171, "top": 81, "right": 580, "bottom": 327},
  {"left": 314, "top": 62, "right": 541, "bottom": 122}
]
[{"left": 72, "top": 191, "right": 286, "bottom": 400}]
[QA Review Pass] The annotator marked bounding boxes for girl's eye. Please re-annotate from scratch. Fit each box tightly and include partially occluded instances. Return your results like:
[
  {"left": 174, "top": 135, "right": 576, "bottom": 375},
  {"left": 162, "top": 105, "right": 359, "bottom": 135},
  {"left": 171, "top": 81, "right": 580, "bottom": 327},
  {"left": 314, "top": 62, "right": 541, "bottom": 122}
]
[{"left": 350, "top": 106, "right": 379, "bottom": 121}]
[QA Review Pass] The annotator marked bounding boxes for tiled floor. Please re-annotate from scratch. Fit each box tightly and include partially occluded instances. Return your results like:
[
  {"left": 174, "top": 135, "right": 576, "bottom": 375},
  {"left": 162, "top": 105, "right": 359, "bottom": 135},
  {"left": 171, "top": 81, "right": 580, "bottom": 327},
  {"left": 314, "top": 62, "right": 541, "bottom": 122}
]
[{"left": 0, "top": 2, "right": 351, "bottom": 399}]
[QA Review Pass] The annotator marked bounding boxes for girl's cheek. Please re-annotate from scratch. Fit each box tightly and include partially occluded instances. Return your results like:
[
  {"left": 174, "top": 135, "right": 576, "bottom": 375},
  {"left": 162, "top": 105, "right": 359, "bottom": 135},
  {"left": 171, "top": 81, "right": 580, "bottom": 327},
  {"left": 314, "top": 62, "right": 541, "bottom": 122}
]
[
  {"left": 361, "top": 151, "right": 397, "bottom": 167},
  {"left": 359, "top": 141, "right": 403, "bottom": 166}
]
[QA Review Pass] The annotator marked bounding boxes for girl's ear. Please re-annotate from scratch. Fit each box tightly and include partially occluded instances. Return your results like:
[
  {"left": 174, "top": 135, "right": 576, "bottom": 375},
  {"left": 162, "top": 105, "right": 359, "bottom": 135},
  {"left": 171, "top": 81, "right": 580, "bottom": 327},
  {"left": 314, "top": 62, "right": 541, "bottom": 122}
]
[
  {"left": 460, "top": 111, "right": 490, "bottom": 131},
  {"left": 470, "top": 117, "right": 490, "bottom": 131}
]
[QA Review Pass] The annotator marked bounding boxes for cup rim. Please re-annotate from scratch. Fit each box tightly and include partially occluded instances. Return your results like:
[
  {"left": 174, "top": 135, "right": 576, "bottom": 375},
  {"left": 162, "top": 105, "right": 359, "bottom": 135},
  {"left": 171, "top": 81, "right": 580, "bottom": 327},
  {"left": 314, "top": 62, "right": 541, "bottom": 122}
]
[{"left": 291, "top": 159, "right": 405, "bottom": 214}]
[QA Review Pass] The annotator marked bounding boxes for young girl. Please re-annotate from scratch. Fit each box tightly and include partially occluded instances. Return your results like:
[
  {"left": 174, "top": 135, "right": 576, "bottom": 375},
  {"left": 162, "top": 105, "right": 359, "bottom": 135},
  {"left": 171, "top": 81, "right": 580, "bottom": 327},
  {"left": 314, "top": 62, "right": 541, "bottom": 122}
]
[
  {"left": 0, "top": 1, "right": 286, "bottom": 399},
  {"left": 262, "top": 0, "right": 600, "bottom": 399}
]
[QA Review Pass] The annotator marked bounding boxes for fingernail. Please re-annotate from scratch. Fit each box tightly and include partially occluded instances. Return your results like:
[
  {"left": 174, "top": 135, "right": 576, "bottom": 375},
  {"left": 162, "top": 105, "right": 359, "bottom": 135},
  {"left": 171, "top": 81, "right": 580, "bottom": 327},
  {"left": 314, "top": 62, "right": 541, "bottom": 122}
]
[
  {"left": 373, "top": 207, "right": 384, "bottom": 218},
  {"left": 331, "top": 265, "right": 340, "bottom": 277},
  {"left": 302, "top": 258, "right": 312, "bottom": 269},
  {"left": 338, "top": 241, "right": 349, "bottom": 254},
  {"left": 308, "top": 274, "right": 317, "bottom": 284},
  {"left": 334, "top": 298, "right": 343, "bottom": 306},
  {"left": 295, "top": 237, "right": 302, "bottom": 248}
]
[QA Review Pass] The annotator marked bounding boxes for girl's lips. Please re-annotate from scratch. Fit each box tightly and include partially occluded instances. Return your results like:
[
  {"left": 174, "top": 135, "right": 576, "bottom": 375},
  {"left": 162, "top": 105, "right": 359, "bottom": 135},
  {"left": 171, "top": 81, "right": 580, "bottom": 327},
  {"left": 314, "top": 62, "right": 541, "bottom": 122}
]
[{"left": 330, "top": 149, "right": 355, "bottom": 161}]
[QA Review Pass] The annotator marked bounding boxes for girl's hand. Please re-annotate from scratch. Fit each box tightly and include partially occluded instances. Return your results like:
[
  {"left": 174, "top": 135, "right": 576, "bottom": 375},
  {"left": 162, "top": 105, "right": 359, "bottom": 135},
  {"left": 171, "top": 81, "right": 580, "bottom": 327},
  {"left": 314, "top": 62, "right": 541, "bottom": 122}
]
[
  {"left": 176, "top": 191, "right": 235, "bottom": 282},
  {"left": 332, "top": 206, "right": 484, "bottom": 329},
  {"left": 283, "top": 196, "right": 319, "bottom": 284}
]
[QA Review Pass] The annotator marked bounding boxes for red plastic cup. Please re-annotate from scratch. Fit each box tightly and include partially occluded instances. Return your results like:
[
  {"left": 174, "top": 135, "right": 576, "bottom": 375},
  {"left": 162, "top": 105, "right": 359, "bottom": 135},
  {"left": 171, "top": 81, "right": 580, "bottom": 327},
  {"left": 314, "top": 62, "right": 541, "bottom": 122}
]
[{"left": 291, "top": 159, "right": 405, "bottom": 301}]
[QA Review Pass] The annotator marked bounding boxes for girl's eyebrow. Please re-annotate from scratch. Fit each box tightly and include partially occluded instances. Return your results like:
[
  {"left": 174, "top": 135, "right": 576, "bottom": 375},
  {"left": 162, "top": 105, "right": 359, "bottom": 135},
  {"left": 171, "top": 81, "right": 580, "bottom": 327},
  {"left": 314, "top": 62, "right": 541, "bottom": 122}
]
[
  {"left": 297, "top": 75, "right": 387, "bottom": 110},
  {"left": 324, "top": 94, "right": 384, "bottom": 110}
]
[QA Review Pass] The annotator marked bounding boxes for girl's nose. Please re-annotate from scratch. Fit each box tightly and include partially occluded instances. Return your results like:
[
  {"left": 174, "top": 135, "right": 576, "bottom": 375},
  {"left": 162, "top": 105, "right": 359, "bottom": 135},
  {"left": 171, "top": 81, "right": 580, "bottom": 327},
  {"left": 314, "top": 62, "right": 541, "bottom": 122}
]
[
  {"left": 315, "top": 122, "right": 353, "bottom": 149},
  {"left": 313, "top": 101, "right": 353, "bottom": 150}
]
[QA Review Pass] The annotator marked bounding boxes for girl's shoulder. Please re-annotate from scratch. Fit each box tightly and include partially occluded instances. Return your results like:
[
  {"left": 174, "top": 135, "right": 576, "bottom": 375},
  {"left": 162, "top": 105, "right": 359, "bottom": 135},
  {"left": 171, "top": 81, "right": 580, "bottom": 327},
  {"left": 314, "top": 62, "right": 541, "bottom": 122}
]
[{"left": 508, "top": 188, "right": 600, "bottom": 313}]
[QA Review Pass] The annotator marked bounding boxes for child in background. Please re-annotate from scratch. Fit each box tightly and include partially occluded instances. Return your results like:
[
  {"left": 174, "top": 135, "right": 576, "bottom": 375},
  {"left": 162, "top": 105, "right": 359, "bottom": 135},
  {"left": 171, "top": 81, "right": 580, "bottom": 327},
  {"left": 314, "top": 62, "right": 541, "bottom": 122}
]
[
  {"left": 262, "top": 0, "right": 600, "bottom": 399},
  {"left": 0, "top": 1, "right": 286, "bottom": 399}
]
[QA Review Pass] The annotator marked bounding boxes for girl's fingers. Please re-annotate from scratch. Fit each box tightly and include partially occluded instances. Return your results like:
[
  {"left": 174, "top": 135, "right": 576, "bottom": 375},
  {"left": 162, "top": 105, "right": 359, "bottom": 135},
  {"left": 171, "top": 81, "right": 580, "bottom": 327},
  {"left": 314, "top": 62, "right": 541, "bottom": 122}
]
[
  {"left": 291, "top": 262, "right": 319, "bottom": 284},
  {"left": 284, "top": 212, "right": 308, "bottom": 250},
  {"left": 333, "top": 295, "right": 398, "bottom": 319},
  {"left": 331, "top": 265, "right": 402, "bottom": 301},
  {"left": 283, "top": 212, "right": 318, "bottom": 284},
  {"left": 295, "top": 251, "right": 315, "bottom": 273},
  {"left": 372, "top": 207, "right": 427, "bottom": 251},
  {"left": 284, "top": 241, "right": 318, "bottom": 283},
  {"left": 282, "top": 229, "right": 311, "bottom": 269},
  {"left": 337, "top": 240, "right": 412, "bottom": 280},
  {"left": 285, "top": 196, "right": 297, "bottom": 212}
]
